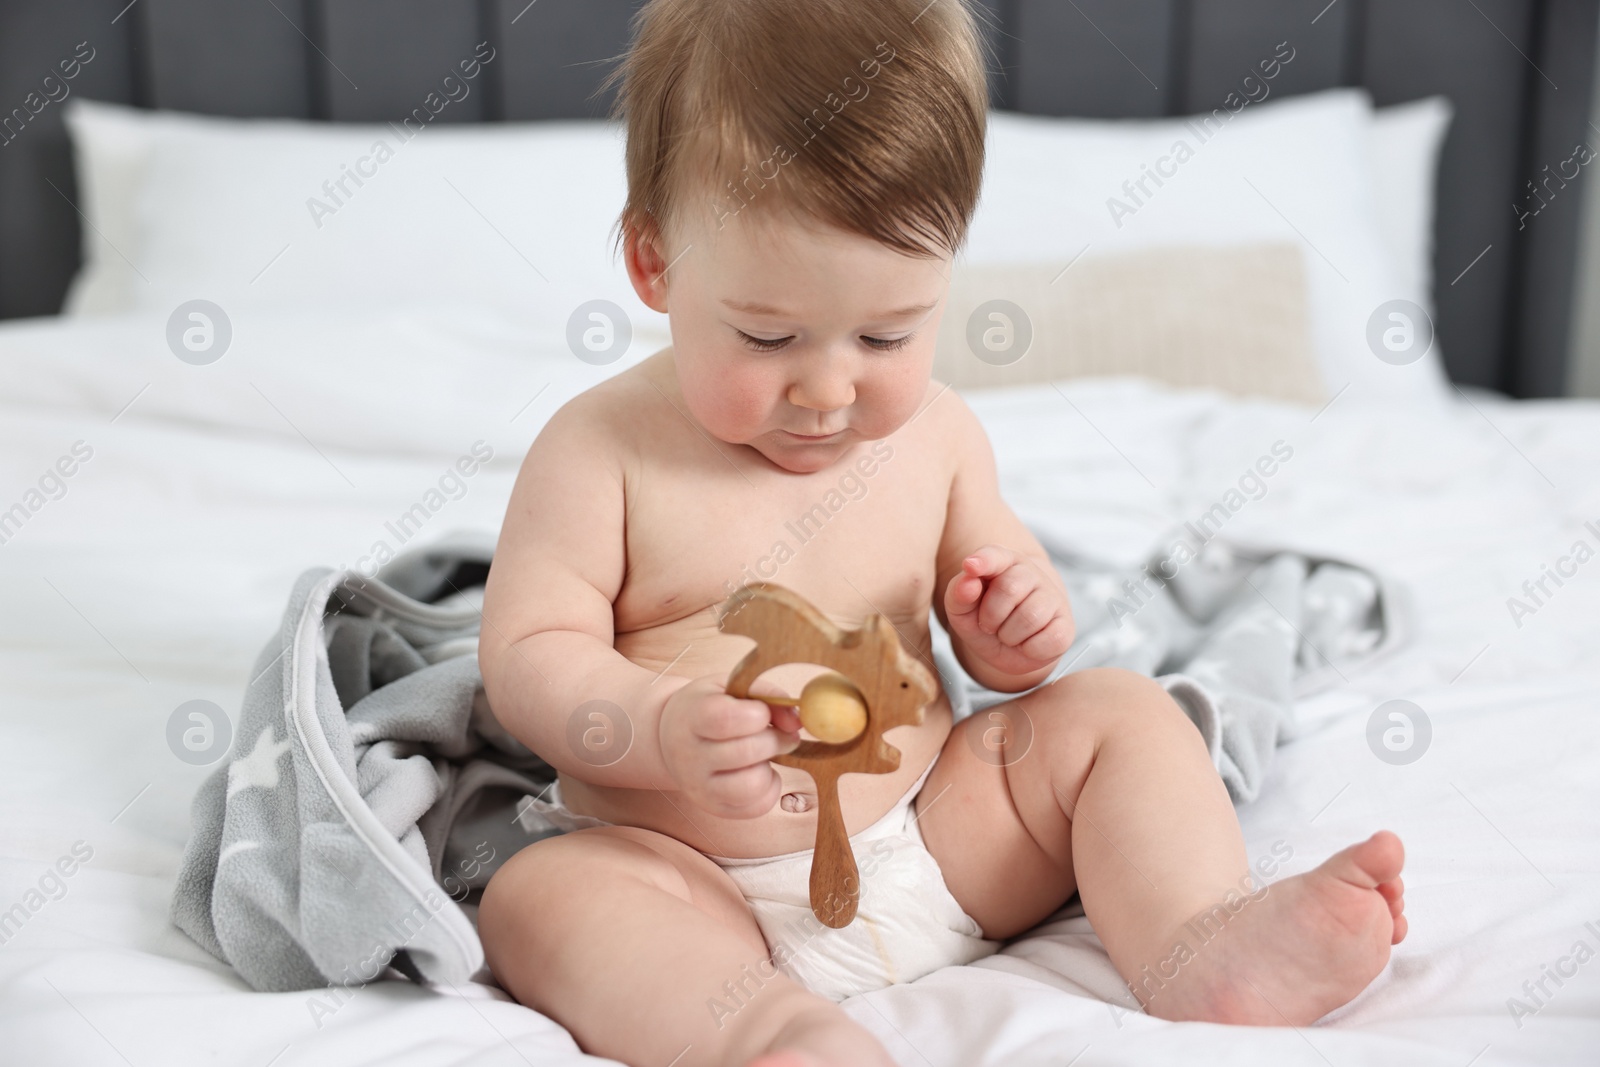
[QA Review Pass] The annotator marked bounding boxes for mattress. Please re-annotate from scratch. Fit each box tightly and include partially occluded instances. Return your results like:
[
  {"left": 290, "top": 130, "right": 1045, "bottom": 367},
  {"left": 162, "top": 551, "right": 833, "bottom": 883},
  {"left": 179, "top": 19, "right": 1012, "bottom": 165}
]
[{"left": 1, "top": 306, "right": 1596, "bottom": 1066}]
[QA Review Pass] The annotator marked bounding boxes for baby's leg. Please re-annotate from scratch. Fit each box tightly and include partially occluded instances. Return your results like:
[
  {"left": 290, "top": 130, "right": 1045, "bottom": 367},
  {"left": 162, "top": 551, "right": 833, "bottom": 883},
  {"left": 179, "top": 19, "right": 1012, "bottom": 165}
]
[
  {"left": 479, "top": 824, "right": 895, "bottom": 1067},
  {"left": 918, "top": 667, "right": 1406, "bottom": 1026}
]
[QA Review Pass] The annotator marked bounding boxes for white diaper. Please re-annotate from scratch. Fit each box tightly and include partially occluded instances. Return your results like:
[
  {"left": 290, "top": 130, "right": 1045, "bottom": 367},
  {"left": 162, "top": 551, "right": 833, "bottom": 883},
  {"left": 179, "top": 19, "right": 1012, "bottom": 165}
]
[{"left": 516, "top": 755, "right": 1001, "bottom": 1001}]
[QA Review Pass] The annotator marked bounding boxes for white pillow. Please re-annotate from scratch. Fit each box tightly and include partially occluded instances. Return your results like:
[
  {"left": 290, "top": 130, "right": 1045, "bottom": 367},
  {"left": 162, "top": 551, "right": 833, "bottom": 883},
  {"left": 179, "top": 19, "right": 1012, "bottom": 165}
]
[
  {"left": 1367, "top": 95, "right": 1453, "bottom": 315},
  {"left": 61, "top": 99, "right": 666, "bottom": 337},
  {"left": 62, "top": 93, "right": 1451, "bottom": 400},
  {"left": 62, "top": 98, "right": 167, "bottom": 316},
  {"left": 968, "top": 88, "right": 1450, "bottom": 404}
]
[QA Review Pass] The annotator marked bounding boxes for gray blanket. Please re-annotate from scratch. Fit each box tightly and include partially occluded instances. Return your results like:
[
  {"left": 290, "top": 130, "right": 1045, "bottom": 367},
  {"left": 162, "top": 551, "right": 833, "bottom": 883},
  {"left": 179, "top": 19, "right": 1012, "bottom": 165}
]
[
  {"left": 171, "top": 531, "right": 560, "bottom": 992},
  {"left": 171, "top": 526, "right": 1404, "bottom": 992},
  {"left": 935, "top": 528, "right": 1407, "bottom": 803}
]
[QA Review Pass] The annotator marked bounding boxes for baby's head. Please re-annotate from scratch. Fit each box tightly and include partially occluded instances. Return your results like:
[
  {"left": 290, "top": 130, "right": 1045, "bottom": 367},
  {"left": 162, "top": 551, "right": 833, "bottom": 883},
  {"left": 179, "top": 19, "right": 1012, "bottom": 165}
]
[{"left": 608, "top": 0, "right": 989, "bottom": 473}]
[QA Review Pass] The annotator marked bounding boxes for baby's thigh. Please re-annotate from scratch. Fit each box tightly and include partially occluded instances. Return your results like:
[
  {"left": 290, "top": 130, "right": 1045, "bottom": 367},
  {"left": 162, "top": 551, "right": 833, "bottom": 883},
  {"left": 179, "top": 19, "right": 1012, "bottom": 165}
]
[{"left": 479, "top": 824, "right": 768, "bottom": 1018}]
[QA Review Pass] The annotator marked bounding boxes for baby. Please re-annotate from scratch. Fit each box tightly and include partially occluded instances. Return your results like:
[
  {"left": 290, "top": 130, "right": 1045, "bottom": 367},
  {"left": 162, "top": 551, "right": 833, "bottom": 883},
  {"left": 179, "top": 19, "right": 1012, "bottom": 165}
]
[{"left": 477, "top": 2, "right": 1408, "bottom": 1065}]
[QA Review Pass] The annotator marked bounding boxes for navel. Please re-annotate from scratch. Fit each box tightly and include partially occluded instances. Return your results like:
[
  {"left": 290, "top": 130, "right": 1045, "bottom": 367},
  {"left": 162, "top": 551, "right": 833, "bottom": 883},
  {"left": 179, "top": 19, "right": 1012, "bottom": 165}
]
[{"left": 780, "top": 792, "right": 815, "bottom": 814}]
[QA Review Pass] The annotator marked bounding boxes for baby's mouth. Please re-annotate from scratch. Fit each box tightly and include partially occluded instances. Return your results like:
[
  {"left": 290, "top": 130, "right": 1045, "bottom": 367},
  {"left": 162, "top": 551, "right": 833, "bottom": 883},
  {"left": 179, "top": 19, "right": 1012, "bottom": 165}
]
[{"left": 783, "top": 429, "right": 844, "bottom": 442}]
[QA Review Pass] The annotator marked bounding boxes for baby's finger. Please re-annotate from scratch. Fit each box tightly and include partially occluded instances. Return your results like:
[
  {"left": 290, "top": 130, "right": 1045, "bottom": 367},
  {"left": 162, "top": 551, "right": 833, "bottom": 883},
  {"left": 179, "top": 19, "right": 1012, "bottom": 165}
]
[
  {"left": 768, "top": 703, "right": 802, "bottom": 735},
  {"left": 944, "top": 568, "right": 985, "bottom": 620},
  {"left": 962, "top": 545, "right": 1019, "bottom": 580},
  {"left": 996, "top": 587, "right": 1058, "bottom": 646},
  {"left": 1017, "top": 615, "right": 1074, "bottom": 662},
  {"left": 703, "top": 727, "right": 801, "bottom": 773},
  {"left": 703, "top": 763, "right": 783, "bottom": 817},
  {"left": 695, "top": 696, "right": 774, "bottom": 741},
  {"left": 976, "top": 565, "right": 1034, "bottom": 634}
]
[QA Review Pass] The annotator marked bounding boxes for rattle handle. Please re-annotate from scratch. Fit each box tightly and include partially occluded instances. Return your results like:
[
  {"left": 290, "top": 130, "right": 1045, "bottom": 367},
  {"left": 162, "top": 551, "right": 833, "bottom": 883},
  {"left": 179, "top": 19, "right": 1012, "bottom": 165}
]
[
  {"left": 745, "top": 692, "right": 799, "bottom": 708},
  {"left": 810, "top": 774, "right": 859, "bottom": 929}
]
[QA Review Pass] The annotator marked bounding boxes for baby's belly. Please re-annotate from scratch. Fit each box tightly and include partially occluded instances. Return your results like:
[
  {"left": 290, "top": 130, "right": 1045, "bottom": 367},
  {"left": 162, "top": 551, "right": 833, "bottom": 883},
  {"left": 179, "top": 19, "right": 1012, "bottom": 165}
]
[{"left": 558, "top": 614, "right": 954, "bottom": 859}]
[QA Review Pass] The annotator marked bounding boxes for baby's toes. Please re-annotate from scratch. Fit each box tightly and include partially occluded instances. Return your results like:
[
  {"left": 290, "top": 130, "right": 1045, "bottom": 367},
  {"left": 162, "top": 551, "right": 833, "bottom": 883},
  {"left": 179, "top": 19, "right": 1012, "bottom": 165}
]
[
  {"left": 1320, "top": 832, "right": 1405, "bottom": 900},
  {"left": 1376, "top": 876, "right": 1408, "bottom": 943},
  {"left": 1359, "top": 831, "right": 1406, "bottom": 885},
  {"left": 1377, "top": 876, "right": 1405, "bottom": 914}
]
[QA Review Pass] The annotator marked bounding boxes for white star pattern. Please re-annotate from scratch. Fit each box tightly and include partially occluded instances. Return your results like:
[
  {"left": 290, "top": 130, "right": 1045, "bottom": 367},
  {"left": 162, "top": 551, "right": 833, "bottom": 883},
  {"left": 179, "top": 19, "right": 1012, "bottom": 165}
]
[
  {"left": 227, "top": 726, "right": 291, "bottom": 799},
  {"left": 1085, "top": 575, "right": 1120, "bottom": 601},
  {"left": 218, "top": 839, "right": 261, "bottom": 865},
  {"left": 1110, "top": 623, "right": 1146, "bottom": 652}
]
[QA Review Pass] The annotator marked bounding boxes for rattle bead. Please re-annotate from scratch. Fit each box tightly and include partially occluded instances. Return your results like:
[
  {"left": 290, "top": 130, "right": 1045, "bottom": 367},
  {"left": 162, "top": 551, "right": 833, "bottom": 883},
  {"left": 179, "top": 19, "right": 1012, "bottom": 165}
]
[{"left": 798, "top": 672, "right": 868, "bottom": 743}]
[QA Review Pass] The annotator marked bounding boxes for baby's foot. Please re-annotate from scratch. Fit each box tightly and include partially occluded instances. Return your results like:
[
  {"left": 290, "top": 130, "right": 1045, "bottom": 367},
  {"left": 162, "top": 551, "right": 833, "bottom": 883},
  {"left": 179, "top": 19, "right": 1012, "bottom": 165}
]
[
  {"left": 1146, "top": 831, "right": 1407, "bottom": 1026},
  {"left": 744, "top": 1006, "right": 896, "bottom": 1067}
]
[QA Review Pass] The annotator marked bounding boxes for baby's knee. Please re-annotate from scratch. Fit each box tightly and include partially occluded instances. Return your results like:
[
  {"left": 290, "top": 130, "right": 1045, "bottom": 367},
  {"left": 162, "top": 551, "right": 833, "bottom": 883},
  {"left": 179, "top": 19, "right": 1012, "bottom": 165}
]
[
  {"left": 478, "top": 834, "right": 570, "bottom": 941},
  {"left": 1038, "top": 667, "right": 1188, "bottom": 736}
]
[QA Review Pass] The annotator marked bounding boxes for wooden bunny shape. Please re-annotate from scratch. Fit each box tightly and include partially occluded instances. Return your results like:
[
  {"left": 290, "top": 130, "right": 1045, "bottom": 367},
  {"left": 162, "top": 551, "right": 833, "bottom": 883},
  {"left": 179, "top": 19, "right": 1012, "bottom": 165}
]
[{"left": 719, "top": 582, "right": 938, "bottom": 928}]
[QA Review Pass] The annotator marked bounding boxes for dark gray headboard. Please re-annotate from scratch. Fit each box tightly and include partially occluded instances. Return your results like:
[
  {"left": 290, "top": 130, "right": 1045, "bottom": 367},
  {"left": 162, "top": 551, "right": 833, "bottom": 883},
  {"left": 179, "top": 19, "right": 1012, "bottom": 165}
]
[{"left": 0, "top": 0, "right": 1594, "bottom": 397}]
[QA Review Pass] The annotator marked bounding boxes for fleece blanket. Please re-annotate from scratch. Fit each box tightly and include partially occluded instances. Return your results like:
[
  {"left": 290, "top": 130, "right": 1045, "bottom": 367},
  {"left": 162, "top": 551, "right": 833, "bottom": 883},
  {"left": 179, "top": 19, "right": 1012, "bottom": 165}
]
[
  {"left": 170, "top": 526, "right": 1404, "bottom": 992},
  {"left": 170, "top": 532, "right": 560, "bottom": 993}
]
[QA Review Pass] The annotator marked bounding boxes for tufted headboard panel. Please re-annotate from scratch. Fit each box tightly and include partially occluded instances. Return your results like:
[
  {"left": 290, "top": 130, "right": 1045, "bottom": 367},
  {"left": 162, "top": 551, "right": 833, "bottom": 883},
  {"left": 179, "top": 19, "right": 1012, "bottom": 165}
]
[{"left": 0, "top": 0, "right": 1593, "bottom": 396}]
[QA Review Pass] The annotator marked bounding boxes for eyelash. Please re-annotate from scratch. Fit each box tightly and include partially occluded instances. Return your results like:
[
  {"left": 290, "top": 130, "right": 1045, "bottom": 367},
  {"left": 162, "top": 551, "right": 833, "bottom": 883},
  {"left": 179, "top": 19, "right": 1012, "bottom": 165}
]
[{"left": 735, "top": 331, "right": 914, "bottom": 353}]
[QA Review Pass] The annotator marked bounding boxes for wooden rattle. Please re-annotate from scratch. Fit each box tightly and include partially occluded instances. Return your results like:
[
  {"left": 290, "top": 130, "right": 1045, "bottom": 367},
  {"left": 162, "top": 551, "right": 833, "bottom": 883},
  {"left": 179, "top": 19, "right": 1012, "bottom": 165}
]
[{"left": 719, "top": 582, "right": 937, "bottom": 928}]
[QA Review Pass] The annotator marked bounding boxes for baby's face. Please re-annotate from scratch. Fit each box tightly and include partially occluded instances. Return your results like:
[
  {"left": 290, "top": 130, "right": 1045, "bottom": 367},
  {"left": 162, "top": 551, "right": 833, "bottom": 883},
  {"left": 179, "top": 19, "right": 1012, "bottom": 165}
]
[{"left": 627, "top": 205, "right": 951, "bottom": 475}]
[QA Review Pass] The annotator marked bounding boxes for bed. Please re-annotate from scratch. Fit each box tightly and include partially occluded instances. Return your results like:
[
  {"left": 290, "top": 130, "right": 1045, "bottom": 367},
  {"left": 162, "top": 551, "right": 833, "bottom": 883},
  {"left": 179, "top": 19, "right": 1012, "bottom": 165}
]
[{"left": 2, "top": 2, "right": 1599, "bottom": 1065}]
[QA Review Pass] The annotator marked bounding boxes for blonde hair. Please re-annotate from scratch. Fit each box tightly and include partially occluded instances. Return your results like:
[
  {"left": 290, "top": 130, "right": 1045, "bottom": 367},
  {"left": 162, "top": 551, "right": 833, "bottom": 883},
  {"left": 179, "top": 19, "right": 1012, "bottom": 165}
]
[{"left": 605, "top": 0, "right": 991, "bottom": 261}]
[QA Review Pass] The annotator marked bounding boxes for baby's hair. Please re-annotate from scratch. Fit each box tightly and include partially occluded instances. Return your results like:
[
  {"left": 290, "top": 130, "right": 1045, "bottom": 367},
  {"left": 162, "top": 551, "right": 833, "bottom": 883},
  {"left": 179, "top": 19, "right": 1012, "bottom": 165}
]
[{"left": 603, "top": 0, "right": 992, "bottom": 262}]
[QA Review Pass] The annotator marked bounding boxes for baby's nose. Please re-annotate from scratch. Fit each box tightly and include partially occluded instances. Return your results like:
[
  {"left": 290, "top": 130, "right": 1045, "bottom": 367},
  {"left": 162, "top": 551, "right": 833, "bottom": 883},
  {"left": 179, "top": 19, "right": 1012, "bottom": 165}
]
[{"left": 789, "top": 371, "right": 856, "bottom": 412}]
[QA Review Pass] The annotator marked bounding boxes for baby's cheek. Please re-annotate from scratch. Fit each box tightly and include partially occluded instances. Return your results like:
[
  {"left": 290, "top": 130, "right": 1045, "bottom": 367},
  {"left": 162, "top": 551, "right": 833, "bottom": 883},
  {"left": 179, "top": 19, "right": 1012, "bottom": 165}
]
[
  {"left": 682, "top": 363, "right": 773, "bottom": 439},
  {"left": 868, "top": 369, "right": 934, "bottom": 432},
  {"left": 876, "top": 356, "right": 934, "bottom": 415}
]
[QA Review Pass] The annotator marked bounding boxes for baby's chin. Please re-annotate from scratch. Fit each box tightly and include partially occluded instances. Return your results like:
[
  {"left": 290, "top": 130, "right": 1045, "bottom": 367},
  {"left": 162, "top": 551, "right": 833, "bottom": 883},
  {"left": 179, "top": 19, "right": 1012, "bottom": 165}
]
[{"left": 748, "top": 430, "right": 861, "bottom": 474}]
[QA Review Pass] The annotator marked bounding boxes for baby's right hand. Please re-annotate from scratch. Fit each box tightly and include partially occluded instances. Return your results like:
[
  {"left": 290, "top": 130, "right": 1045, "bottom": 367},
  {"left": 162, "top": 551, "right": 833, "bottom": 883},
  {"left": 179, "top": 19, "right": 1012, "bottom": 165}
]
[{"left": 659, "top": 675, "right": 802, "bottom": 819}]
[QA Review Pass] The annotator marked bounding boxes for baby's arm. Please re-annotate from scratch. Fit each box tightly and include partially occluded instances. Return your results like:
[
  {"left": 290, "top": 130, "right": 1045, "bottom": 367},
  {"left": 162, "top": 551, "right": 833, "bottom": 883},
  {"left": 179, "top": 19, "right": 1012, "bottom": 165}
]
[
  {"left": 479, "top": 395, "right": 686, "bottom": 790},
  {"left": 479, "top": 393, "right": 799, "bottom": 816},
  {"left": 932, "top": 394, "right": 1074, "bottom": 692}
]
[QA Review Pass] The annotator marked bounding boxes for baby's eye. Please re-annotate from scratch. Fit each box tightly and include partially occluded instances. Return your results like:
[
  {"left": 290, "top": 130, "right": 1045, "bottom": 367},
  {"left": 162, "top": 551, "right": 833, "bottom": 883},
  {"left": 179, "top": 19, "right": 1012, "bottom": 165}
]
[
  {"left": 736, "top": 330, "right": 792, "bottom": 353},
  {"left": 862, "top": 333, "right": 914, "bottom": 352}
]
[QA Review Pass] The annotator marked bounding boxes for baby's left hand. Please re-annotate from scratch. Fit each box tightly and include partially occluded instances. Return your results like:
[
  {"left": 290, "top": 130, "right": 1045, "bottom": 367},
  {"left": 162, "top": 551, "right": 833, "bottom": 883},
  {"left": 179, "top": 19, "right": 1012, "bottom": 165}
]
[{"left": 944, "top": 545, "right": 1073, "bottom": 679}]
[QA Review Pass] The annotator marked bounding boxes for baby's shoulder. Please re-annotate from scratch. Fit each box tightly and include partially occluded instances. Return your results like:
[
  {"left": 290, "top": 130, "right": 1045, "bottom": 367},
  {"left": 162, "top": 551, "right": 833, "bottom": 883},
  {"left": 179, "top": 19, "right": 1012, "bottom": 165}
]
[{"left": 529, "top": 356, "right": 662, "bottom": 461}]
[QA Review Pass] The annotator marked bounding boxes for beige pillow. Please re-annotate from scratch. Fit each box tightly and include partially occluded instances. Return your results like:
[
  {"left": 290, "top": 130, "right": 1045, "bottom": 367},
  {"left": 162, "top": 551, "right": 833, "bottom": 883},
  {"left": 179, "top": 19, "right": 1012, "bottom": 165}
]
[{"left": 932, "top": 243, "right": 1327, "bottom": 405}]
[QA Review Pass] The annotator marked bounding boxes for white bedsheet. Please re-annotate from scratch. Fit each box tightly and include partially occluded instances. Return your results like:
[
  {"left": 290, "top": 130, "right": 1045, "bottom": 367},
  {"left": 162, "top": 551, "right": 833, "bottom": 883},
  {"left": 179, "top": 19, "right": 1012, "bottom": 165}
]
[{"left": 1, "top": 306, "right": 1596, "bottom": 1066}]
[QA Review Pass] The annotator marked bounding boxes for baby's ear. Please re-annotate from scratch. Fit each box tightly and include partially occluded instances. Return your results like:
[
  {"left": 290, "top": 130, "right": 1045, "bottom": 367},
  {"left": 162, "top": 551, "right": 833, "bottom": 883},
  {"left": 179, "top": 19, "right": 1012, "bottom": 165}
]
[{"left": 622, "top": 221, "right": 672, "bottom": 313}]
